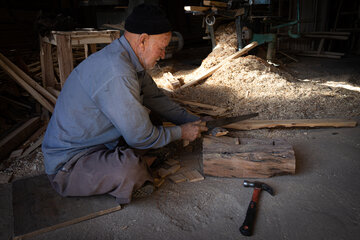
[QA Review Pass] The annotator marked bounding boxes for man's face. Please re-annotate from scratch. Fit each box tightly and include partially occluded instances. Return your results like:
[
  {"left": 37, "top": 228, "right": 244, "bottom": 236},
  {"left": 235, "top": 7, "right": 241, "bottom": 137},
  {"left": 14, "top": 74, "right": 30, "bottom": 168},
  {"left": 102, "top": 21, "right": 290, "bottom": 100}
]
[{"left": 139, "top": 32, "right": 171, "bottom": 70}]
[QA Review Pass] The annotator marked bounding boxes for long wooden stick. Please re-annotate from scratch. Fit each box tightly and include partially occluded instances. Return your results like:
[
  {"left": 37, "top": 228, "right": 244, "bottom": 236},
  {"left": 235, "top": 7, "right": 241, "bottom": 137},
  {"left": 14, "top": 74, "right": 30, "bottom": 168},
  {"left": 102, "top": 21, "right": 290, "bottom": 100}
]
[
  {"left": 0, "top": 53, "right": 57, "bottom": 105},
  {"left": 180, "top": 41, "right": 258, "bottom": 89},
  {"left": 224, "top": 119, "right": 357, "bottom": 130},
  {"left": 0, "top": 58, "right": 54, "bottom": 112}
]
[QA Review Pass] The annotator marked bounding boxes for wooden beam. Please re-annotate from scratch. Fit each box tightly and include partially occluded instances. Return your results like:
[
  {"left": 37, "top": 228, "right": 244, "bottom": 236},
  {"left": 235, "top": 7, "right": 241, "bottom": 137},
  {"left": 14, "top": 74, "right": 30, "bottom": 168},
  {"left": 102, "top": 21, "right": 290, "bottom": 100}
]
[
  {"left": 20, "top": 124, "right": 47, "bottom": 151},
  {"left": 184, "top": 6, "right": 211, "bottom": 12},
  {"left": 21, "top": 135, "right": 44, "bottom": 157},
  {"left": 296, "top": 53, "right": 342, "bottom": 59},
  {"left": 180, "top": 41, "right": 258, "bottom": 89},
  {"left": 0, "top": 96, "right": 32, "bottom": 109},
  {"left": 203, "top": 1, "right": 227, "bottom": 8},
  {"left": 224, "top": 119, "right": 357, "bottom": 130},
  {"left": 304, "top": 34, "right": 349, "bottom": 40},
  {"left": 172, "top": 98, "right": 228, "bottom": 116},
  {"left": 46, "top": 87, "right": 60, "bottom": 98},
  {"left": 55, "top": 34, "right": 74, "bottom": 86},
  {"left": 0, "top": 117, "right": 41, "bottom": 161},
  {"left": 203, "top": 136, "right": 296, "bottom": 178},
  {"left": 40, "top": 40, "right": 56, "bottom": 88},
  {"left": 0, "top": 58, "right": 54, "bottom": 112},
  {"left": 0, "top": 53, "right": 57, "bottom": 105}
]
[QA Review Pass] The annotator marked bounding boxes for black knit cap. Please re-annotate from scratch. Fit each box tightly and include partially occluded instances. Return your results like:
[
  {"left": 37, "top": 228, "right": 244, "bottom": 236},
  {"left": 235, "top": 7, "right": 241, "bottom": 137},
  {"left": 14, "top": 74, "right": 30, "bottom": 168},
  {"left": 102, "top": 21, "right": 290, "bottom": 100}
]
[{"left": 125, "top": 4, "right": 172, "bottom": 35}]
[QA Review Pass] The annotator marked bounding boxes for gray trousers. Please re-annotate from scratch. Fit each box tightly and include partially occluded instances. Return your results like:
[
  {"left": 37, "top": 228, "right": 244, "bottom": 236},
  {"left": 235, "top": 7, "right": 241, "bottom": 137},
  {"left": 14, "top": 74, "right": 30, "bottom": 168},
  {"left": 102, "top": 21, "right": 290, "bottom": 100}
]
[{"left": 48, "top": 145, "right": 153, "bottom": 204}]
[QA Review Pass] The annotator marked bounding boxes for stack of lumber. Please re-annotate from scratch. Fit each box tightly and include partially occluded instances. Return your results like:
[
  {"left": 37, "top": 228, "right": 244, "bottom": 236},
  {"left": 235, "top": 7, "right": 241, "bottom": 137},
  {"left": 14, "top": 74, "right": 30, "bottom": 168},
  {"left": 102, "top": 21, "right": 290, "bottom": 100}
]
[{"left": 0, "top": 53, "right": 56, "bottom": 112}]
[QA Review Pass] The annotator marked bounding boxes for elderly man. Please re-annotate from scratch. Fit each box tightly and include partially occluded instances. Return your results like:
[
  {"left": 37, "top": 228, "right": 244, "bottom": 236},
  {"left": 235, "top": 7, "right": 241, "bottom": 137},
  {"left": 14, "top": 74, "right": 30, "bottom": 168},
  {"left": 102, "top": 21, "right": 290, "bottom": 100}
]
[{"left": 42, "top": 4, "right": 207, "bottom": 204}]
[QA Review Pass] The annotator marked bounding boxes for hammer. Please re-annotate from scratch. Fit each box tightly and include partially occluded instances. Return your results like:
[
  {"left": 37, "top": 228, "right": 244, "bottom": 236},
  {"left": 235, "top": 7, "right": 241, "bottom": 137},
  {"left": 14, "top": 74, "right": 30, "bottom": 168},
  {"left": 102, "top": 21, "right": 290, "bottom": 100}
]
[{"left": 239, "top": 180, "right": 274, "bottom": 236}]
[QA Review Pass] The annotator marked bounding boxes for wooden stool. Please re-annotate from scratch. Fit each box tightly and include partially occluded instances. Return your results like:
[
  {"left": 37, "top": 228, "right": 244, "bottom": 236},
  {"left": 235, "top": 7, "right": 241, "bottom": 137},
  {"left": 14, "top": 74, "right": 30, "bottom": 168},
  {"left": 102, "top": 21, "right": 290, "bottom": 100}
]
[{"left": 40, "top": 30, "right": 120, "bottom": 89}]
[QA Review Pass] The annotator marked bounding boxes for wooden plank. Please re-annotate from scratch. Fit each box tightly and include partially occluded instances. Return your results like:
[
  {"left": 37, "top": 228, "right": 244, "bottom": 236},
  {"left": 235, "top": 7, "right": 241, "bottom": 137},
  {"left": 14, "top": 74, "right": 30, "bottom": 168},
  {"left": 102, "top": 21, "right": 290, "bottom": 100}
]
[
  {"left": 203, "top": 1, "right": 227, "bottom": 8},
  {"left": 43, "top": 31, "right": 120, "bottom": 45},
  {"left": 302, "top": 50, "right": 345, "bottom": 56},
  {"left": 180, "top": 41, "right": 258, "bottom": 89},
  {"left": 21, "top": 135, "right": 44, "bottom": 157},
  {"left": 158, "top": 165, "right": 181, "bottom": 178},
  {"left": 55, "top": 34, "right": 74, "bottom": 86},
  {"left": 224, "top": 119, "right": 357, "bottom": 130},
  {"left": 0, "top": 53, "right": 57, "bottom": 105},
  {"left": 89, "top": 44, "right": 97, "bottom": 54},
  {"left": 164, "top": 159, "right": 180, "bottom": 166},
  {"left": 297, "top": 53, "right": 341, "bottom": 59},
  {"left": 169, "top": 173, "right": 187, "bottom": 183},
  {"left": 20, "top": 124, "right": 47, "bottom": 151},
  {"left": 172, "top": 98, "right": 228, "bottom": 116},
  {"left": 0, "top": 58, "right": 54, "bottom": 112},
  {"left": 46, "top": 87, "right": 60, "bottom": 98},
  {"left": 12, "top": 174, "right": 121, "bottom": 240},
  {"left": 306, "top": 31, "right": 351, "bottom": 35},
  {"left": 203, "top": 136, "right": 296, "bottom": 178},
  {"left": 40, "top": 40, "right": 56, "bottom": 88},
  {"left": 0, "top": 117, "right": 41, "bottom": 161},
  {"left": 183, "top": 169, "right": 204, "bottom": 182},
  {"left": 153, "top": 178, "right": 165, "bottom": 188},
  {"left": 304, "top": 34, "right": 348, "bottom": 40},
  {"left": 84, "top": 44, "right": 89, "bottom": 58},
  {"left": 184, "top": 6, "right": 211, "bottom": 12}
]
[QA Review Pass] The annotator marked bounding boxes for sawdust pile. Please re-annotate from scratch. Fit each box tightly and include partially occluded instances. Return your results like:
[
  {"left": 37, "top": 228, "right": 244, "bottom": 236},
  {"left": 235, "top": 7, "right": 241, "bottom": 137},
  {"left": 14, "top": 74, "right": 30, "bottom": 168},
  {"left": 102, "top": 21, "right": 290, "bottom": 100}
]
[
  {"left": 151, "top": 22, "right": 360, "bottom": 120},
  {"left": 174, "top": 55, "right": 360, "bottom": 119},
  {"left": 200, "top": 22, "right": 237, "bottom": 69},
  {"left": 151, "top": 22, "right": 239, "bottom": 89}
]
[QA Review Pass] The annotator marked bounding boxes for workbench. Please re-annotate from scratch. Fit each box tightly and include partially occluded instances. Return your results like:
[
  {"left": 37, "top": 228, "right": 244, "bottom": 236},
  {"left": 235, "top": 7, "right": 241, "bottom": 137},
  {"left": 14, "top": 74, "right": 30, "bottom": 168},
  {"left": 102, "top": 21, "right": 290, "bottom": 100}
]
[{"left": 40, "top": 30, "right": 120, "bottom": 88}]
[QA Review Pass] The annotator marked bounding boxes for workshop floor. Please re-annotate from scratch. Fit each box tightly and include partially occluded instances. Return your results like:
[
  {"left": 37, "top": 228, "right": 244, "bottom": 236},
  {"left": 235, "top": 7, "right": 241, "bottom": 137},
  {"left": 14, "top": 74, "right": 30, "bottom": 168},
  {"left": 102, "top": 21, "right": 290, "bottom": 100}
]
[{"left": 1, "top": 55, "right": 360, "bottom": 240}]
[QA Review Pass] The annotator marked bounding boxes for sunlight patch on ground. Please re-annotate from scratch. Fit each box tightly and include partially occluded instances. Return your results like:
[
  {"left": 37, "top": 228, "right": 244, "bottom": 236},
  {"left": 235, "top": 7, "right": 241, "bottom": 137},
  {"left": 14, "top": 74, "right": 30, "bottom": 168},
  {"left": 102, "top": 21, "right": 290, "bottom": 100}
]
[{"left": 320, "top": 81, "right": 360, "bottom": 93}]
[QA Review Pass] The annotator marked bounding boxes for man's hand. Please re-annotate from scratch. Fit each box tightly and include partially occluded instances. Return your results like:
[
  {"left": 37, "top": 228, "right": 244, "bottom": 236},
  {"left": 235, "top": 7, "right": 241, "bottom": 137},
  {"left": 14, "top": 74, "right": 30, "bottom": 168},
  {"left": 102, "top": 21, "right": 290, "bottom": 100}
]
[{"left": 180, "top": 120, "right": 208, "bottom": 142}]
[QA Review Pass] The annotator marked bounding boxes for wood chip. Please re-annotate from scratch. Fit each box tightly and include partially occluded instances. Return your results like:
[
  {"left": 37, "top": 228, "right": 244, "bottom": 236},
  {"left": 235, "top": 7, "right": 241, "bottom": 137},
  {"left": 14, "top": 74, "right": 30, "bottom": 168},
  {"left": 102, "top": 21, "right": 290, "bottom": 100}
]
[
  {"left": 153, "top": 178, "right": 165, "bottom": 188},
  {"left": 164, "top": 159, "right": 180, "bottom": 166},
  {"left": 158, "top": 164, "right": 181, "bottom": 178},
  {"left": 183, "top": 170, "right": 204, "bottom": 182},
  {"left": 169, "top": 174, "right": 187, "bottom": 183}
]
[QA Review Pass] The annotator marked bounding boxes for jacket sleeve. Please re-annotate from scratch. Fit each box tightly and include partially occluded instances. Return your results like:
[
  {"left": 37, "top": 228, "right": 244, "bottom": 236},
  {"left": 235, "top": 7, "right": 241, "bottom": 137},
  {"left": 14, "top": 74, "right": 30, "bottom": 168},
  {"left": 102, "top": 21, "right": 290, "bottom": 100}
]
[
  {"left": 91, "top": 74, "right": 182, "bottom": 149},
  {"left": 141, "top": 72, "right": 200, "bottom": 125}
]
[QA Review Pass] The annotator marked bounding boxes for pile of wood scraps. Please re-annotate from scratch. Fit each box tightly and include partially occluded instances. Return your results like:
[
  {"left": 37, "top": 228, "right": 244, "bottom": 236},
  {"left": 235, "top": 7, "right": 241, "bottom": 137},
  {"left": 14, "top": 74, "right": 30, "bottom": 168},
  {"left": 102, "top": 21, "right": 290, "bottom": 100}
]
[
  {"left": 154, "top": 158, "right": 204, "bottom": 188},
  {"left": 0, "top": 53, "right": 56, "bottom": 113},
  {"left": 0, "top": 117, "right": 47, "bottom": 183}
]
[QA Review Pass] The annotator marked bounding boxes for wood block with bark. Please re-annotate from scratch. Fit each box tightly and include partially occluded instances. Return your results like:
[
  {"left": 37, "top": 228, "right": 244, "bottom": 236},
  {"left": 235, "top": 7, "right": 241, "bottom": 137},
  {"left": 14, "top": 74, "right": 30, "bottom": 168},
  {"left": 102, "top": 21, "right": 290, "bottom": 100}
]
[{"left": 202, "top": 136, "right": 295, "bottom": 178}]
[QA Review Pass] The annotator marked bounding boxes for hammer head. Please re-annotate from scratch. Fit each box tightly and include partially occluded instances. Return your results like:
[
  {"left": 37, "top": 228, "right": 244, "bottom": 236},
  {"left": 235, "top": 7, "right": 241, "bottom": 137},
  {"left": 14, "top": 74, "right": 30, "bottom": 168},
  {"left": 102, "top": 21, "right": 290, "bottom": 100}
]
[{"left": 243, "top": 180, "right": 274, "bottom": 196}]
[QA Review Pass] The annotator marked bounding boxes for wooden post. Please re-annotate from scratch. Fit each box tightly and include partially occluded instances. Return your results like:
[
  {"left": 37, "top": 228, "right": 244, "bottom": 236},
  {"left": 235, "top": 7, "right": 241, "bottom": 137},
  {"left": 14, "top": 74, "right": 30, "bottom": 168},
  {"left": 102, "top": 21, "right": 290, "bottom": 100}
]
[
  {"left": 40, "top": 39, "right": 55, "bottom": 88},
  {"left": 55, "top": 34, "right": 74, "bottom": 86},
  {"left": 89, "top": 44, "right": 97, "bottom": 54}
]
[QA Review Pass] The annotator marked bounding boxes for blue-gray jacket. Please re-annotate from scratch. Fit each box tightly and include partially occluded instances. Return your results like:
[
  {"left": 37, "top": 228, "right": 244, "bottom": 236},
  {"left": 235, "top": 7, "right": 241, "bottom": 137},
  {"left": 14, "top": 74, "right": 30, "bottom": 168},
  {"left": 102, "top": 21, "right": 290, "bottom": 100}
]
[{"left": 42, "top": 36, "right": 198, "bottom": 175}]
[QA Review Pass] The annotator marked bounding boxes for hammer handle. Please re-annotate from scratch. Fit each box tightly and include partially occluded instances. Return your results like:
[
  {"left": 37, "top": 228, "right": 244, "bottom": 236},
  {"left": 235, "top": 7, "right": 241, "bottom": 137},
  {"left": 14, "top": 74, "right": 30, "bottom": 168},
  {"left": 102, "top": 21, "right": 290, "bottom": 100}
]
[{"left": 239, "top": 200, "right": 257, "bottom": 236}]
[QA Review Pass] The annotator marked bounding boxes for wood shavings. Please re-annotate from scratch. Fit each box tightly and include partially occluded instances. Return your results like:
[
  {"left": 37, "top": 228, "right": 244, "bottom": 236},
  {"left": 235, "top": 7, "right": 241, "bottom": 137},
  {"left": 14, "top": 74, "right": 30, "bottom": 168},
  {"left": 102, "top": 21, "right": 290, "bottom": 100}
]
[{"left": 151, "top": 22, "right": 360, "bottom": 120}]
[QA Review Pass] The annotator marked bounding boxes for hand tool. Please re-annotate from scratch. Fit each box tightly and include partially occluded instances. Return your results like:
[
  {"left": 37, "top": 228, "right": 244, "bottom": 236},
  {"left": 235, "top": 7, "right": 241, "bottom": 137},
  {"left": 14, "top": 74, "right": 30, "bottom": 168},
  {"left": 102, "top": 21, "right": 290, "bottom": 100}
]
[
  {"left": 183, "top": 112, "right": 258, "bottom": 146},
  {"left": 205, "top": 113, "right": 258, "bottom": 131},
  {"left": 239, "top": 180, "right": 274, "bottom": 236}
]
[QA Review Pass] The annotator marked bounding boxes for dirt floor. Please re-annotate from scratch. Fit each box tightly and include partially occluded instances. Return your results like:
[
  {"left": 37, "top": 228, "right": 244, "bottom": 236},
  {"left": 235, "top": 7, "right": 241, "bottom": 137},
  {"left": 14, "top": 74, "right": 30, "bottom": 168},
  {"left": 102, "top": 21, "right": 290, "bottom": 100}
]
[
  {"left": 1, "top": 22, "right": 360, "bottom": 239},
  {"left": 1, "top": 52, "right": 359, "bottom": 239}
]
